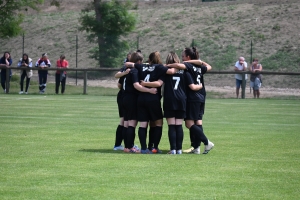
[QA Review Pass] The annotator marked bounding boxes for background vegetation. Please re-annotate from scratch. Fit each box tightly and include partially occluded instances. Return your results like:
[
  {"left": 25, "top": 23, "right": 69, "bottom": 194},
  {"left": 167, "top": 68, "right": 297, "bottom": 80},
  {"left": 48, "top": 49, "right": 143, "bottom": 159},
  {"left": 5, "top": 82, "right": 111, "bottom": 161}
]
[{"left": 0, "top": 0, "right": 299, "bottom": 88}]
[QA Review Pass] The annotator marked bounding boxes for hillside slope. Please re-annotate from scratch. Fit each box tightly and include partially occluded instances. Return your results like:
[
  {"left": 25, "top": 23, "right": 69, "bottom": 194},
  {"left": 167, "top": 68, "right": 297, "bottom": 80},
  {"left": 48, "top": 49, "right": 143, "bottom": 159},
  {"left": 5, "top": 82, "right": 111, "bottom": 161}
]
[{"left": 0, "top": 0, "right": 299, "bottom": 88}]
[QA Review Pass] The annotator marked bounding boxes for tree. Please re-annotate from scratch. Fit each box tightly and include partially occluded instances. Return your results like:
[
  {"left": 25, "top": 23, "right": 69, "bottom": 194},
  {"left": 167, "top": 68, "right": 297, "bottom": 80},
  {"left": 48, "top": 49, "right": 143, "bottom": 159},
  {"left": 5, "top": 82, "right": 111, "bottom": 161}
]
[
  {"left": 79, "top": 0, "right": 136, "bottom": 68},
  {"left": 0, "top": 0, "right": 43, "bottom": 37}
]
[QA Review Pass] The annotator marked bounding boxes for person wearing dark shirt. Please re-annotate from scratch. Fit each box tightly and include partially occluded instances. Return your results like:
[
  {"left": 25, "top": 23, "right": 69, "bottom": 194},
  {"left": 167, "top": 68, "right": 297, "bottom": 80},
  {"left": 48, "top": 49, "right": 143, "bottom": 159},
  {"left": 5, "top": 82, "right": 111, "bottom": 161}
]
[
  {"left": 167, "top": 47, "right": 214, "bottom": 155},
  {"left": 0, "top": 52, "right": 13, "bottom": 93},
  {"left": 125, "top": 51, "right": 175, "bottom": 154},
  {"left": 17, "top": 53, "right": 33, "bottom": 94},
  {"left": 35, "top": 53, "right": 51, "bottom": 94},
  {"left": 113, "top": 66, "right": 129, "bottom": 151},
  {"left": 122, "top": 52, "right": 157, "bottom": 153}
]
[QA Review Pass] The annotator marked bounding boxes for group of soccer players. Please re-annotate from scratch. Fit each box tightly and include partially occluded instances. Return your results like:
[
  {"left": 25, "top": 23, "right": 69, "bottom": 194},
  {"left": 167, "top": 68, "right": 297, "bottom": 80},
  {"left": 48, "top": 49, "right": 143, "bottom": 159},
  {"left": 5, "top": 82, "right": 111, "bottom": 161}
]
[{"left": 113, "top": 47, "right": 214, "bottom": 154}]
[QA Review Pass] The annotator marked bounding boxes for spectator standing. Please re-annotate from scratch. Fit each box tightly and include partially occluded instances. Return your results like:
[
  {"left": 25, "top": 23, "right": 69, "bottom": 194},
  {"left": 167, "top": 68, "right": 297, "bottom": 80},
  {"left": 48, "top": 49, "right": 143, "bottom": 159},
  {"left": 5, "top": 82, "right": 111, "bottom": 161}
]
[
  {"left": 234, "top": 57, "right": 247, "bottom": 98},
  {"left": 0, "top": 52, "right": 13, "bottom": 93},
  {"left": 55, "top": 55, "right": 69, "bottom": 94},
  {"left": 123, "top": 52, "right": 131, "bottom": 63},
  {"left": 17, "top": 53, "right": 33, "bottom": 94},
  {"left": 250, "top": 58, "right": 262, "bottom": 98},
  {"left": 36, "top": 53, "right": 51, "bottom": 94}
]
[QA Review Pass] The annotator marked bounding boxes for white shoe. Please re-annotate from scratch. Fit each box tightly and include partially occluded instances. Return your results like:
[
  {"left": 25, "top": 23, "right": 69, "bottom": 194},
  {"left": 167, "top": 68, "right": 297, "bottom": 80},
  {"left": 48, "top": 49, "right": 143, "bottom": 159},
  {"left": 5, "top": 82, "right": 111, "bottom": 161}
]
[
  {"left": 183, "top": 147, "right": 194, "bottom": 153},
  {"left": 4, "top": 89, "right": 6, "bottom": 93},
  {"left": 203, "top": 141, "right": 214, "bottom": 154},
  {"left": 113, "top": 145, "right": 124, "bottom": 151},
  {"left": 189, "top": 147, "right": 200, "bottom": 154},
  {"left": 133, "top": 145, "right": 140, "bottom": 151},
  {"left": 25, "top": 92, "right": 28, "bottom": 94},
  {"left": 168, "top": 150, "right": 176, "bottom": 154},
  {"left": 176, "top": 150, "right": 182, "bottom": 154},
  {"left": 19, "top": 91, "right": 24, "bottom": 94}
]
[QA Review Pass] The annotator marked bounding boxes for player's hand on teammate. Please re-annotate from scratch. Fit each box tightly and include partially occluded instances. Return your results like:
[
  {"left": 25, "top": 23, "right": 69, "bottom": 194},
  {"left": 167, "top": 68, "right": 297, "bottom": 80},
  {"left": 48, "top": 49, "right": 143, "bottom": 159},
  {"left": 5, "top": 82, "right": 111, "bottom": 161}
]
[{"left": 149, "top": 88, "right": 157, "bottom": 94}]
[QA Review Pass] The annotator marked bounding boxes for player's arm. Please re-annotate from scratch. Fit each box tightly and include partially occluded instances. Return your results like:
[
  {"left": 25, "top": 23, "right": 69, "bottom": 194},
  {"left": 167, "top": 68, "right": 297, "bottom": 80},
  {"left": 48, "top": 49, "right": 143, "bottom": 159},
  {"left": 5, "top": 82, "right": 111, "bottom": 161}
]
[
  {"left": 140, "top": 79, "right": 163, "bottom": 88},
  {"left": 167, "top": 63, "right": 186, "bottom": 70},
  {"left": 117, "top": 82, "right": 122, "bottom": 89},
  {"left": 133, "top": 82, "right": 157, "bottom": 94},
  {"left": 184, "top": 60, "right": 212, "bottom": 71},
  {"left": 114, "top": 68, "right": 130, "bottom": 78},
  {"left": 166, "top": 67, "right": 178, "bottom": 75},
  {"left": 124, "top": 62, "right": 135, "bottom": 68},
  {"left": 188, "top": 83, "right": 203, "bottom": 91}
]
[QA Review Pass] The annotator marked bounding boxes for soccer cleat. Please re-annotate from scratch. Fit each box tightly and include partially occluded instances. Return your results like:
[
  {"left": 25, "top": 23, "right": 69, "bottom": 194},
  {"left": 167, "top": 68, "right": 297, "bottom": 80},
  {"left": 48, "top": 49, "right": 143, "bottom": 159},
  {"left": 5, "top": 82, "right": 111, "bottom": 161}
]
[
  {"left": 151, "top": 148, "right": 162, "bottom": 154},
  {"left": 189, "top": 147, "right": 200, "bottom": 154},
  {"left": 123, "top": 148, "right": 130, "bottom": 153},
  {"left": 19, "top": 91, "right": 24, "bottom": 94},
  {"left": 129, "top": 148, "right": 140, "bottom": 153},
  {"left": 168, "top": 150, "right": 176, "bottom": 154},
  {"left": 113, "top": 145, "right": 124, "bottom": 151},
  {"left": 183, "top": 147, "right": 194, "bottom": 153},
  {"left": 203, "top": 141, "right": 214, "bottom": 154},
  {"left": 141, "top": 149, "right": 153, "bottom": 154},
  {"left": 133, "top": 145, "right": 140, "bottom": 151},
  {"left": 176, "top": 150, "right": 182, "bottom": 155}
]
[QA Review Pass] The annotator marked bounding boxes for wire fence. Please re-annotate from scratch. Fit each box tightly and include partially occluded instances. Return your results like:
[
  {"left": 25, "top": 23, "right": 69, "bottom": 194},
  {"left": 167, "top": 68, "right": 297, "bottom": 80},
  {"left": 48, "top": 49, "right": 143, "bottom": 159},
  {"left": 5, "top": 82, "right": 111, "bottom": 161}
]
[{"left": 1, "top": 67, "right": 300, "bottom": 99}]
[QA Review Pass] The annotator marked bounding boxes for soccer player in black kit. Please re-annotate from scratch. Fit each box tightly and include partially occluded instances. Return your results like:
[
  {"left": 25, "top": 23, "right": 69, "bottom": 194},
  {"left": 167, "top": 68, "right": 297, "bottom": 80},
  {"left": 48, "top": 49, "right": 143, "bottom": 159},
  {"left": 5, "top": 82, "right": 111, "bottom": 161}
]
[
  {"left": 121, "top": 52, "right": 157, "bottom": 153},
  {"left": 167, "top": 47, "right": 214, "bottom": 154},
  {"left": 125, "top": 51, "right": 176, "bottom": 154},
  {"left": 113, "top": 66, "right": 130, "bottom": 151},
  {"left": 143, "top": 52, "right": 204, "bottom": 154}
]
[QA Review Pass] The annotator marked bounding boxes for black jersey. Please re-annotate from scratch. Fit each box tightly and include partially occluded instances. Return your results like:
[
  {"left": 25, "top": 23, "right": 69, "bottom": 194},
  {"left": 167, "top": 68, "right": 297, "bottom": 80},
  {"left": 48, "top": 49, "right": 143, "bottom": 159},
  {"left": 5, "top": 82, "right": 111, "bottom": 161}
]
[
  {"left": 134, "top": 64, "right": 168, "bottom": 101},
  {"left": 117, "top": 67, "right": 126, "bottom": 98},
  {"left": 163, "top": 69, "right": 187, "bottom": 111},
  {"left": 184, "top": 62, "right": 208, "bottom": 96},
  {"left": 185, "top": 70, "right": 204, "bottom": 102},
  {"left": 123, "top": 68, "right": 139, "bottom": 95},
  {"left": 184, "top": 62, "right": 207, "bottom": 102}
]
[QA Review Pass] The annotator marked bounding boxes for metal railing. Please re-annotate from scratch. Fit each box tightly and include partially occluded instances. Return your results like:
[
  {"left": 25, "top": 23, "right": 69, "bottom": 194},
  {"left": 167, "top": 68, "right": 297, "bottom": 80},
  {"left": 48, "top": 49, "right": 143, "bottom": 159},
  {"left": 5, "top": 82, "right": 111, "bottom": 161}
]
[{"left": 1, "top": 66, "right": 300, "bottom": 97}]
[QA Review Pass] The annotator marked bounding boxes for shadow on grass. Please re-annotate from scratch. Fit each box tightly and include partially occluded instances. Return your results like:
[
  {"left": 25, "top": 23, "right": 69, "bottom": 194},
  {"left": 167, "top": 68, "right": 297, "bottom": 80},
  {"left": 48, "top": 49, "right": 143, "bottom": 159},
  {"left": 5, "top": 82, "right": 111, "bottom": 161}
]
[
  {"left": 79, "top": 149, "right": 123, "bottom": 154},
  {"left": 78, "top": 148, "right": 168, "bottom": 154}
]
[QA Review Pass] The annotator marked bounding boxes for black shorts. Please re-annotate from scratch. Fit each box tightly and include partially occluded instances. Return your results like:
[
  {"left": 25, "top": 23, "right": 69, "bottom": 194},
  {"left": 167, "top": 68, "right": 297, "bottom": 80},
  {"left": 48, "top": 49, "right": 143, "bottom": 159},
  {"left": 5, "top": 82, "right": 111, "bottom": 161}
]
[
  {"left": 185, "top": 101, "right": 203, "bottom": 121},
  {"left": 199, "top": 102, "right": 205, "bottom": 120},
  {"left": 117, "top": 93, "right": 123, "bottom": 118},
  {"left": 137, "top": 99, "right": 163, "bottom": 122},
  {"left": 122, "top": 94, "right": 138, "bottom": 121},
  {"left": 164, "top": 110, "right": 186, "bottom": 119}
]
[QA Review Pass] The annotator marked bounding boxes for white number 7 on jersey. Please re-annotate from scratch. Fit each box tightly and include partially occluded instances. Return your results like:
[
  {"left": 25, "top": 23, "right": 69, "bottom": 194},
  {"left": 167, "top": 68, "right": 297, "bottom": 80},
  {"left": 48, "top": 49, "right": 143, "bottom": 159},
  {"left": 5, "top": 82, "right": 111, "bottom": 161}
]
[{"left": 173, "top": 77, "right": 180, "bottom": 90}]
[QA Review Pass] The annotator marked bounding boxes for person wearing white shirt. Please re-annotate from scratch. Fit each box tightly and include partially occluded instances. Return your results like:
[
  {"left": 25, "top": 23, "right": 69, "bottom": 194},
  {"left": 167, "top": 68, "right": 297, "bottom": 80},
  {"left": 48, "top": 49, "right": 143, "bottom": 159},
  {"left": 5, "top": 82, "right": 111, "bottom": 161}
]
[{"left": 234, "top": 57, "right": 247, "bottom": 98}]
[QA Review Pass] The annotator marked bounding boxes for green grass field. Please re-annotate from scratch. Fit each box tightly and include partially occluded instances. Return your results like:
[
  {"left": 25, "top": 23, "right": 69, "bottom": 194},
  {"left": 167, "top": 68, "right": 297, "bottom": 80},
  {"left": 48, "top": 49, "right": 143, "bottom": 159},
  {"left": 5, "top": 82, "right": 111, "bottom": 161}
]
[{"left": 1, "top": 94, "right": 299, "bottom": 199}]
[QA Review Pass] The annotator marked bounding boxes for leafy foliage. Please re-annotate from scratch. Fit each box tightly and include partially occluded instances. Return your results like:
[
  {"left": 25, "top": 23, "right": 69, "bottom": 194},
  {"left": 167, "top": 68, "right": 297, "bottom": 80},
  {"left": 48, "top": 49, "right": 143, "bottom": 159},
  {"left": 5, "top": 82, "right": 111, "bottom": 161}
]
[
  {"left": 0, "top": 0, "right": 43, "bottom": 37},
  {"left": 79, "top": 0, "right": 136, "bottom": 68}
]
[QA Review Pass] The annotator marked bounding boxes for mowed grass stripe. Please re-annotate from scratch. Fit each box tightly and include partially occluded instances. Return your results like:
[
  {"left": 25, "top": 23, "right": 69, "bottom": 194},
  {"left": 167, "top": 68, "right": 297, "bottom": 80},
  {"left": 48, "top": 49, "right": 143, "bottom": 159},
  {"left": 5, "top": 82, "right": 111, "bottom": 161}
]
[{"left": 1, "top": 96, "right": 299, "bottom": 199}]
